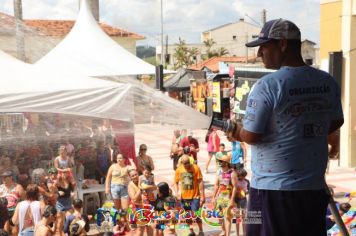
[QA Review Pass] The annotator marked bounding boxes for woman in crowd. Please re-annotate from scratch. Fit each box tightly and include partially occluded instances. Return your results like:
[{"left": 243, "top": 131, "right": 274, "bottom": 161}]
[
  {"left": 127, "top": 169, "right": 153, "bottom": 236},
  {"left": 135, "top": 144, "right": 154, "bottom": 175},
  {"left": 105, "top": 154, "right": 130, "bottom": 213},
  {"left": 34, "top": 205, "right": 57, "bottom": 236},
  {"left": 0, "top": 170, "right": 26, "bottom": 234},
  {"left": 12, "top": 184, "right": 44, "bottom": 236},
  {"left": 54, "top": 146, "right": 75, "bottom": 187},
  {"left": 205, "top": 128, "right": 220, "bottom": 173},
  {"left": 31, "top": 169, "right": 57, "bottom": 207},
  {"left": 212, "top": 155, "right": 238, "bottom": 236},
  {"left": 55, "top": 173, "right": 74, "bottom": 236}
]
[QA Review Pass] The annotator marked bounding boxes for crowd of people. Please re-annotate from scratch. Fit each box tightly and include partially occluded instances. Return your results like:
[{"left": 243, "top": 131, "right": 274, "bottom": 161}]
[{"left": 0, "top": 117, "right": 252, "bottom": 236}]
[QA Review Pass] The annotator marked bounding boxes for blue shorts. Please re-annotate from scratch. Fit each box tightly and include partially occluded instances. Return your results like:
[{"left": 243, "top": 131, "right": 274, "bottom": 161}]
[
  {"left": 246, "top": 187, "right": 328, "bottom": 236},
  {"left": 181, "top": 198, "right": 200, "bottom": 212},
  {"left": 111, "top": 184, "right": 128, "bottom": 199},
  {"left": 56, "top": 198, "right": 72, "bottom": 212}
]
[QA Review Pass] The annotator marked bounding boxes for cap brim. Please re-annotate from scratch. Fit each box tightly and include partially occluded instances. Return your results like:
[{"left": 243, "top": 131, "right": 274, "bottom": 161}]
[{"left": 245, "top": 38, "right": 272, "bottom": 47}]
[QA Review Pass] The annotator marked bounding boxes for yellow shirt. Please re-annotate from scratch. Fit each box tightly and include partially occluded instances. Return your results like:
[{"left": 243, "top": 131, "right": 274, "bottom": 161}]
[{"left": 111, "top": 166, "right": 129, "bottom": 185}]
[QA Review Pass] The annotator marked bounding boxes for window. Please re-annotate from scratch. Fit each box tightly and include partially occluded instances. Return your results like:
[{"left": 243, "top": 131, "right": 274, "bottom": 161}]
[
  {"left": 232, "top": 35, "right": 237, "bottom": 40},
  {"left": 165, "top": 54, "right": 170, "bottom": 64}
]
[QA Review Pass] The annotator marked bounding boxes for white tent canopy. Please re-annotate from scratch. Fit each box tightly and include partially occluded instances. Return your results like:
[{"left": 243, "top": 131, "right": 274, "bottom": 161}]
[
  {"left": 0, "top": 50, "right": 133, "bottom": 121},
  {"left": 0, "top": 50, "right": 210, "bottom": 129},
  {"left": 35, "top": 0, "right": 162, "bottom": 77}
]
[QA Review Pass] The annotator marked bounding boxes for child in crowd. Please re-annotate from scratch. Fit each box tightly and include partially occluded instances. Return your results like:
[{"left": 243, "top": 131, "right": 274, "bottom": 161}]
[
  {"left": 234, "top": 168, "right": 250, "bottom": 236},
  {"left": 326, "top": 202, "right": 352, "bottom": 230},
  {"left": 69, "top": 218, "right": 87, "bottom": 236},
  {"left": 112, "top": 216, "right": 126, "bottom": 236},
  {"left": 64, "top": 199, "right": 90, "bottom": 234},
  {"left": 230, "top": 141, "right": 247, "bottom": 170},
  {"left": 215, "top": 143, "right": 228, "bottom": 171},
  {"left": 139, "top": 164, "right": 157, "bottom": 207},
  {"left": 154, "top": 182, "right": 178, "bottom": 236}
]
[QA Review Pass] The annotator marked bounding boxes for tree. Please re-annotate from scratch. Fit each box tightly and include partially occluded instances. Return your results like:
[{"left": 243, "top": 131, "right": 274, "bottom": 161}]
[
  {"left": 203, "top": 39, "right": 229, "bottom": 59},
  {"left": 203, "top": 39, "right": 216, "bottom": 59},
  {"left": 173, "top": 37, "right": 199, "bottom": 70},
  {"left": 216, "top": 47, "right": 229, "bottom": 57}
]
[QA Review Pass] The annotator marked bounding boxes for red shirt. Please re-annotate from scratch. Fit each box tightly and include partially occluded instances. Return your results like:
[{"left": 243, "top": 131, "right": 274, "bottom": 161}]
[{"left": 180, "top": 137, "right": 199, "bottom": 160}]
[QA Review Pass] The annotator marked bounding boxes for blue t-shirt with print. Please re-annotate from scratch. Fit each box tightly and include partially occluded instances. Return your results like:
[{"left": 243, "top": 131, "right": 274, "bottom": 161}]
[
  {"left": 243, "top": 66, "right": 343, "bottom": 190},
  {"left": 231, "top": 141, "right": 244, "bottom": 164}
]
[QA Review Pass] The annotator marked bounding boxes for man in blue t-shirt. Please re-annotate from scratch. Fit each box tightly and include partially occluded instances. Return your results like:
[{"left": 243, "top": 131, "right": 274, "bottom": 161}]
[{"left": 224, "top": 19, "right": 344, "bottom": 236}]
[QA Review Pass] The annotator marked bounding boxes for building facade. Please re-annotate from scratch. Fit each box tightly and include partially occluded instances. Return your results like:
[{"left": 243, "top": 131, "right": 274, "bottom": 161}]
[
  {"left": 320, "top": 0, "right": 356, "bottom": 167},
  {"left": 159, "top": 18, "right": 319, "bottom": 70}
]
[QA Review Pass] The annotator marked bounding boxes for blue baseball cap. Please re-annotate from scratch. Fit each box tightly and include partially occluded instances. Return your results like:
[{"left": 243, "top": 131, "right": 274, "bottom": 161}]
[{"left": 246, "top": 19, "right": 301, "bottom": 47}]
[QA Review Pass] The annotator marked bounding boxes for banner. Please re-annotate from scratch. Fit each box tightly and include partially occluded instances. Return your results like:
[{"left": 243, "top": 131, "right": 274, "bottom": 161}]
[{"left": 212, "top": 82, "right": 221, "bottom": 113}]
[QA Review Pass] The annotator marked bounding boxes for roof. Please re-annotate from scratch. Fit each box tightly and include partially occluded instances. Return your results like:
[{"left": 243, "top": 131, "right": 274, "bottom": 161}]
[
  {"left": 164, "top": 69, "right": 206, "bottom": 91},
  {"left": 0, "top": 12, "right": 144, "bottom": 39},
  {"left": 302, "top": 39, "right": 317, "bottom": 45},
  {"left": 203, "top": 20, "right": 260, "bottom": 33},
  {"left": 189, "top": 56, "right": 257, "bottom": 72}
]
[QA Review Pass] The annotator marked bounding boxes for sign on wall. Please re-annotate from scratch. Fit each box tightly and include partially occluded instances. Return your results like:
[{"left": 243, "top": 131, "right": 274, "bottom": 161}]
[{"left": 212, "top": 82, "right": 221, "bottom": 113}]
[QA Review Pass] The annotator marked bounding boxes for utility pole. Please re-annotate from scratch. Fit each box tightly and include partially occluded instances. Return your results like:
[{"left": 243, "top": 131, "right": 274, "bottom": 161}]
[
  {"left": 160, "top": 0, "right": 164, "bottom": 65},
  {"left": 261, "top": 9, "right": 267, "bottom": 25},
  {"left": 13, "top": 0, "right": 25, "bottom": 61},
  {"left": 165, "top": 35, "right": 169, "bottom": 67},
  {"left": 245, "top": 33, "right": 248, "bottom": 63}
]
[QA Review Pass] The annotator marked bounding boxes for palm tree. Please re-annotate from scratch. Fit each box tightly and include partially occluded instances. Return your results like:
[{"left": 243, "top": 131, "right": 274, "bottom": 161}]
[
  {"left": 203, "top": 39, "right": 217, "bottom": 59},
  {"left": 173, "top": 37, "right": 199, "bottom": 69},
  {"left": 216, "top": 47, "right": 229, "bottom": 57}
]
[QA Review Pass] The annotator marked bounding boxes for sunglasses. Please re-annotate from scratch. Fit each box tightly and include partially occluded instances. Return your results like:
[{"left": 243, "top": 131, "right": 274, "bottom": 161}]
[{"left": 140, "top": 148, "right": 147, "bottom": 151}]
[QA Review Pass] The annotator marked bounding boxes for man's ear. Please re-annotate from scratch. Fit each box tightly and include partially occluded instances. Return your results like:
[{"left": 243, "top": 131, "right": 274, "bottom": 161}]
[{"left": 279, "top": 38, "right": 288, "bottom": 52}]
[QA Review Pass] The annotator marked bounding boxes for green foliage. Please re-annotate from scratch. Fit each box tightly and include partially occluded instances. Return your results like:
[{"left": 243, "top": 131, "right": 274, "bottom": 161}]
[
  {"left": 203, "top": 39, "right": 229, "bottom": 59},
  {"left": 173, "top": 37, "right": 199, "bottom": 70},
  {"left": 136, "top": 46, "right": 156, "bottom": 59},
  {"left": 143, "top": 56, "right": 158, "bottom": 66}
]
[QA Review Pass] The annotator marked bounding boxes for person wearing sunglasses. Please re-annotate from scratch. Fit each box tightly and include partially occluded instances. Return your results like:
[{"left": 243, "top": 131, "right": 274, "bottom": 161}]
[
  {"left": 212, "top": 155, "right": 237, "bottom": 236},
  {"left": 135, "top": 144, "right": 154, "bottom": 175}
]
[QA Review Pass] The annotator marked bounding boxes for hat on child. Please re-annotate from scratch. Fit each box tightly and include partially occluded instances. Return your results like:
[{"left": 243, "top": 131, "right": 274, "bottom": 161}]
[{"left": 69, "top": 219, "right": 86, "bottom": 235}]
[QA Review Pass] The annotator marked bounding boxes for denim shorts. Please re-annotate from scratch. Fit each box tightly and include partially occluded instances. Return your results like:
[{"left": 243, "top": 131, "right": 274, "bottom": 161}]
[
  {"left": 110, "top": 184, "right": 129, "bottom": 199},
  {"left": 181, "top": 198, "right": 200, "bottom": 212},
  {"left": 56, "top": 198, "right": 72, "bottom": 212},
  {"left": 19, "top": 227, "right": 34, "bottom": 236}
]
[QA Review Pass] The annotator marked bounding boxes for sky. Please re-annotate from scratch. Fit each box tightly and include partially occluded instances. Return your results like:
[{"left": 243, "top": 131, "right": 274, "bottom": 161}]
[{"left": 0, "top": 0, "right": 321, "bottom": 47}]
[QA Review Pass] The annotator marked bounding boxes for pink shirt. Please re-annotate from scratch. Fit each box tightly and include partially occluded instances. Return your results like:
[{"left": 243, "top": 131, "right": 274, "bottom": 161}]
[{"left": 207, "top": 132, "right": 220, "bottom": 152}]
